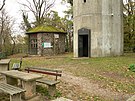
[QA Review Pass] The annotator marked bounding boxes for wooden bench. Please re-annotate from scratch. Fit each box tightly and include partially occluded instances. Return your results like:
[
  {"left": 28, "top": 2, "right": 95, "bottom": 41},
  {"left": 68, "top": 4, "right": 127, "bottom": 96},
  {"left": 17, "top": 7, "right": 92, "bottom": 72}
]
[
  {"left": 0, "top": 83, "right": 25, "bottom": 101},
  {"left": 25, "top": 67, "right": 62, "bottom": 95}
]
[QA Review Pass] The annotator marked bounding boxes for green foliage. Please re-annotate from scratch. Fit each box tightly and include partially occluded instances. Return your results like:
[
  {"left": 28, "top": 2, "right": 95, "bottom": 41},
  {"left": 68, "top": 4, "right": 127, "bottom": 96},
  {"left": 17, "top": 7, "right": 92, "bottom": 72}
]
[
  {"left": 124, "top": 14, "right": 135, "bottom": 51},
  {"left": 129, "top": 64, "right": 135, "bottom": 72},
  {"left": 123, "top": 1, "right": 135, "bottom": 52},
  {"left": 0, "top": 52, "right": 7, "bottom": 59},
  {"left": 36, "top": 85, "right": 62, "bottom": 99},
  {"left": 45, "top": 10, "right": 73, "bottom": 52},
  {"left": 53, "top": 90, "right": 62, "bottom": 98},
  {"left": 36, "top": 85, "right": 49, "bottom": 96}
]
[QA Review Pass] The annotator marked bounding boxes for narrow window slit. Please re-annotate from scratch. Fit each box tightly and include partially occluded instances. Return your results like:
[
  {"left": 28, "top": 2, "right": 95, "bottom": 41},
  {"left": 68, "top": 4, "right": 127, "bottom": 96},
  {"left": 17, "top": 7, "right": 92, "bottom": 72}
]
[{"left": 84, "top": 0, "right": 86, "bottom": 3}]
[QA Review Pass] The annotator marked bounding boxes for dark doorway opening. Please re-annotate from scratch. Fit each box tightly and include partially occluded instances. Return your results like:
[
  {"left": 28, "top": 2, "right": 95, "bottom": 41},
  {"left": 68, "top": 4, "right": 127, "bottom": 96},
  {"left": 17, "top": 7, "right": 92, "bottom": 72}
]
[
  {"left": 78, "top": 35, "right": 88, "bottom": 57},
  {"left": 83, "top": 35, "right": 88, "bottom": 56},
  {"left": 78, "top": 28, "right": 90, "bottom": 57}
]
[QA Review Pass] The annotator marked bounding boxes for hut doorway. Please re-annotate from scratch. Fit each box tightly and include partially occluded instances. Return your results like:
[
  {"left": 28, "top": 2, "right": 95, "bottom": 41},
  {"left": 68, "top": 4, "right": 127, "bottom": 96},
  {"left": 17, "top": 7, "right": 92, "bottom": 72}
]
[{"left": 78, "top": 28, "right": 90, "bottom": 57}]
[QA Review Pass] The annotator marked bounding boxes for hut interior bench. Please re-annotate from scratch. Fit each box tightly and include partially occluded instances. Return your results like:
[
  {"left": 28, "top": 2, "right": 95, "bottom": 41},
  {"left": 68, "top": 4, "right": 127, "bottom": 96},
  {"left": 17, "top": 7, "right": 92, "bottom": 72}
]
[
  {"left": 0, "top": 83, "right": 25, "bottom": 101},
  {"left": 25, "top": 67, "right": 62, "bottom": 95}
]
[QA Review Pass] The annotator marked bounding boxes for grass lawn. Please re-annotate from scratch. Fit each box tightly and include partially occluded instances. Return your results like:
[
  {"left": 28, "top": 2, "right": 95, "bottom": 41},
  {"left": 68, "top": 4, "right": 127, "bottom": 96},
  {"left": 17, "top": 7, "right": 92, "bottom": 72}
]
[{"left": 9, "top": 53, "right": 135, "bottom": 100}]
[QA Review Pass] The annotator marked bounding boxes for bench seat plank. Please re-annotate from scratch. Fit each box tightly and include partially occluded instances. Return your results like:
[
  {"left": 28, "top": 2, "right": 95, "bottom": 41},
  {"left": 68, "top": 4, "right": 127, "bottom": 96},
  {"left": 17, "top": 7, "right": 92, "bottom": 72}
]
[
  {"left": 26, "top": 67, "right": 62, "bottom": 73},
  {"left": 0, "top": 83, "right": 25, "bottom": 95},
  {"left": 36, "top": 79, "right": 60, "bottom": 86},
  {"left": 26, "top": 69, "right": 62, "bottom": 77}
]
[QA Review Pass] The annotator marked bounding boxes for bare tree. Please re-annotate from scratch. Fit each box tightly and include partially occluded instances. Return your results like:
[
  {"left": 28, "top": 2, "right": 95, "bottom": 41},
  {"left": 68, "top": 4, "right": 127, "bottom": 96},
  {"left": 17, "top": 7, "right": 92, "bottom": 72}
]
[
  {"left": 0, "top": 9, "right": 5, "bottom": 52},
  {"left": 0, "top": 0, "right": 6, "bottom": 52},
  {"left": 123, "top": 0, "right": 135, "bottom": 15},
  {"left": 0, "top": 9, "right": 14, "bottom": 53},
  {"left": 20, "top": 0, "right": 55, "bottom": 26},
  {"left": 0, "top": 0, "right": 6, "bottom": 11},
  {"left": 22, "top": 12, "right": 31, "bottom": 31}
]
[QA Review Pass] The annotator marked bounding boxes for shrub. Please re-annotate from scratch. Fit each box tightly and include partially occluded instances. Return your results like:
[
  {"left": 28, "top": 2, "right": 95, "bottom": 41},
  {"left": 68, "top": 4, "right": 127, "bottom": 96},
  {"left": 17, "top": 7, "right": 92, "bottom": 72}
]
[{"left": 129, "top": 64, "right": 135, "bottom": 72}]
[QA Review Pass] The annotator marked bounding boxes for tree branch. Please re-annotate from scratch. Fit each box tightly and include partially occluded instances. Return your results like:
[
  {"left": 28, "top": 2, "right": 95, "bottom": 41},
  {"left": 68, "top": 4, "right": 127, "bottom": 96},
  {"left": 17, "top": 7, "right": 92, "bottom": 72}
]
[{"left": 0, "top": 0, "right": 6, "bottom": 11}]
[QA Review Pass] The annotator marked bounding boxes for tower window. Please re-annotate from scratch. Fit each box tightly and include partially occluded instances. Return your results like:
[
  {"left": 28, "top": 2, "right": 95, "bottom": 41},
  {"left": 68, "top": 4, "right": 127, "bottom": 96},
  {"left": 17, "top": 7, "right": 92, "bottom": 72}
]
[{"left": 84, "top": 0, "right": 86, "bottom": 3}]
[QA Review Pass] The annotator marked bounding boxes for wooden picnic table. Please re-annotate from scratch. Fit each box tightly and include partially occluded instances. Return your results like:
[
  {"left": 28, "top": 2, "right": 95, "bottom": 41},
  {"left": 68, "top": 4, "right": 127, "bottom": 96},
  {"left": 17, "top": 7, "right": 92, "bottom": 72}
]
[
  {"left": 0, "top": 59, "right": 11, "bottom": 71},
  {"left": 0, "top": 70, "right": 42, "bottom": 99}
]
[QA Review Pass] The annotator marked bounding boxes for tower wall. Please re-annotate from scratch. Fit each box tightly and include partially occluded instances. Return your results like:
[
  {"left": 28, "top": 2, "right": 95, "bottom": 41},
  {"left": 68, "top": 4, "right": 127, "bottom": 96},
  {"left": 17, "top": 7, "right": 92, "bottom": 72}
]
[{"left": 73, "top": 0, "right": 123, "bottom": 57}]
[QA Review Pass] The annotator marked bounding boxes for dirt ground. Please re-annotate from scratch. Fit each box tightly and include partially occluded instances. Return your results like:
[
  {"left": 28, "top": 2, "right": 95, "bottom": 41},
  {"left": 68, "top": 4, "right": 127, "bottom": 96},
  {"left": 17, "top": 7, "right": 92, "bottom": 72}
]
[
  {"left": 0, "top": 72, "right": 132, "bottom": 101},
  {"left": 57, "top": 71, "right": 132, "bottom": 101},
  {"left": 5, "top": 54, "right": 135, "bottom": 101}
]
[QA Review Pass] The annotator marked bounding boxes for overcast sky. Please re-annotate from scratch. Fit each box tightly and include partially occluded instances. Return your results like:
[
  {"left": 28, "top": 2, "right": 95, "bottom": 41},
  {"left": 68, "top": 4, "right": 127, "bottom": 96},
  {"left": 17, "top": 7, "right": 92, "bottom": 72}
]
[
  {"left": 5, "top": 0, "right": 69, "bottom": 18},
  {"left": 4, "top": 0, "right": 69, "bottom": 35}
]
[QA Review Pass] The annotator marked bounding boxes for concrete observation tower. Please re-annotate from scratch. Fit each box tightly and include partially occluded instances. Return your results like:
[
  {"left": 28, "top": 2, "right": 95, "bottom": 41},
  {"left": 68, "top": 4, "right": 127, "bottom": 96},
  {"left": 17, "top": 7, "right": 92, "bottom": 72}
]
[{"left": 73, "top": 0, "right": 123, "bottom": 57}]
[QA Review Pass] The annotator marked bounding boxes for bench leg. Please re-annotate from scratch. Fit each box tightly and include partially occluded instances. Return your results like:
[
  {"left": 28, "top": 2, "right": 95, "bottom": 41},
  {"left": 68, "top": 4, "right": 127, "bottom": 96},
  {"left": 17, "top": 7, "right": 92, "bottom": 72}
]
[
  {"left": 0, "top": 75, "right": 6, "bottom": 83},
  {"left": 10, "top": 93, "right": 22, "bottom": 101},
  {"left": 48, "top": 85, "right": 56, "bottom": 96}
]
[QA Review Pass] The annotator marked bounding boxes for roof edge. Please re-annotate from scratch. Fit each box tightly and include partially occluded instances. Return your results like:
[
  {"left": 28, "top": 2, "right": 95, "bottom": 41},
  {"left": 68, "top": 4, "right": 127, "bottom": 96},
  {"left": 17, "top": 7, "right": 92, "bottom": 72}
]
[{"left": 25, "top": 31, "right": 67, "bottom": 34}]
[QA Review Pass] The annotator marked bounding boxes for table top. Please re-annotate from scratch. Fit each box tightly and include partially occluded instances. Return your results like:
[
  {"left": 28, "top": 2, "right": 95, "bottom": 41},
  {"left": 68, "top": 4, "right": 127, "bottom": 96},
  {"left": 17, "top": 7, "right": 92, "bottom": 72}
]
[
  {"left": 0, "top": 59, "right": 11, "bottom": 64},
  {"left": 0, "top": 70, "right": 42, "bottom": 81}
]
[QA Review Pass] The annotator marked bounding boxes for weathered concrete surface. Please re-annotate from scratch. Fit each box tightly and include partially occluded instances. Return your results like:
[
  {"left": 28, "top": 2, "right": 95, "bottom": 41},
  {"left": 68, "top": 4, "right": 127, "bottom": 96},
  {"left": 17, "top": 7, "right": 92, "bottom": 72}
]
[
  {"left": 22, "top": 80, "right": 36, "bottom": 100},
  {"left": 52, "top": 97, "right": 73, "bottom": 101},
  {"left": 73, "top": 0, "right": 123, "bottom": 57},
  {"left": 23, "top": 95, "right": 41, "bottom": 101}
]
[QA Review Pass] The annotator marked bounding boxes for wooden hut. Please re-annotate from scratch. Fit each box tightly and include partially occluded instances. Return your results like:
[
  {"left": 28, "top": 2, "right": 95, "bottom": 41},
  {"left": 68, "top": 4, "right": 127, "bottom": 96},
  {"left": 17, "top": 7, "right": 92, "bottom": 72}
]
[{"left": 26, "top": 26, "right": 67, "bottom": 56}]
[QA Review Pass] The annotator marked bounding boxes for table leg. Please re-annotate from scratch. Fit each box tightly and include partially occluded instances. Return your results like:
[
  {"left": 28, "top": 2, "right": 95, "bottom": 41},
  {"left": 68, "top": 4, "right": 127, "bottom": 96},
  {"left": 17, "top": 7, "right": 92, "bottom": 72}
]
[
  {"left": 8, "top": 63, "right": 10, "bottom": 70},
  {"left": 21, "top": 80, "right": 36, "bottom": 99}
]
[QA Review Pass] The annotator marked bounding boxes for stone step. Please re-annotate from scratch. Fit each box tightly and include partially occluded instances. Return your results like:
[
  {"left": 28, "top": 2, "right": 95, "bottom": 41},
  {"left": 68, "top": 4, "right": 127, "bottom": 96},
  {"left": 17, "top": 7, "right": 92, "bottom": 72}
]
[
  {"left": 52, "top": 97, "right": 72, "bottom": 101},
  {"left": 127, "top": 95, "right": 135, "bottom": 101}
]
